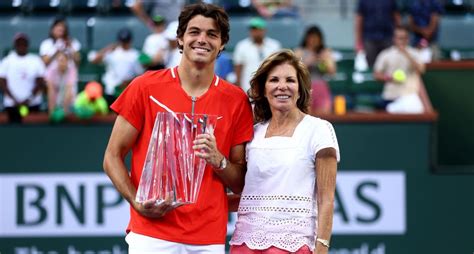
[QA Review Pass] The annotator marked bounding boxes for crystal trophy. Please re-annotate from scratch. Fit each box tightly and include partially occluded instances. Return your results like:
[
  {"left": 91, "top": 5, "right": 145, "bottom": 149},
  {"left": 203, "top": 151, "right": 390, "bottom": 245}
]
[{"left": 136, "top": 112, "right": 218, "bottom": 207}]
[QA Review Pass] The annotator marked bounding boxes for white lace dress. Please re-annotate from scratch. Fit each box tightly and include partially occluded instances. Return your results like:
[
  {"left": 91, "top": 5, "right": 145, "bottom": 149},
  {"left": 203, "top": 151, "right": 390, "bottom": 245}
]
[{"left": 230, "top": 115, "right": 340, "bottom": 252}]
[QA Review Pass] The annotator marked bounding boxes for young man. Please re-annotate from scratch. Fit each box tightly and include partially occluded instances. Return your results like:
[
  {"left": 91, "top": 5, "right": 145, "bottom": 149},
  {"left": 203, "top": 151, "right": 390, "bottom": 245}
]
[{"left": 103, "top": 3, "right": 254, "bottom": 253}]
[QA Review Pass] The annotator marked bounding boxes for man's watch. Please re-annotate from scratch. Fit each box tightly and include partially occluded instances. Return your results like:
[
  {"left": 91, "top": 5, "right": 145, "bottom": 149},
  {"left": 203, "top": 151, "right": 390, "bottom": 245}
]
[{"left": 218, "top": 156, "right": 227, "bottom": 170}]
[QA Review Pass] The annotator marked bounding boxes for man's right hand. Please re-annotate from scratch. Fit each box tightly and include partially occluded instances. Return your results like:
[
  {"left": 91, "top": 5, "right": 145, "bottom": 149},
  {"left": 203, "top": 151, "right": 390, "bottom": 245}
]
[{"left": 133, "top": 195, "right": 175, "bottom": 219}]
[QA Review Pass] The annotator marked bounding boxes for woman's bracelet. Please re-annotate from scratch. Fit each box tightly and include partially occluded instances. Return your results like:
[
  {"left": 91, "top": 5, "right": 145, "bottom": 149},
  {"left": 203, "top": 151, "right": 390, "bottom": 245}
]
[{"left": 316, "top": 238, "right": 330, "bottom": 248}]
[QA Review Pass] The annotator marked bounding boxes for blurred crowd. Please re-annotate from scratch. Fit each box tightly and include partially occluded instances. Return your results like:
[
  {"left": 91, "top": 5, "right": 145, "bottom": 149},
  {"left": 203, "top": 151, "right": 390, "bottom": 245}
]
[{"left": 0, "top": 0, "right": 451, "bottom": 123}]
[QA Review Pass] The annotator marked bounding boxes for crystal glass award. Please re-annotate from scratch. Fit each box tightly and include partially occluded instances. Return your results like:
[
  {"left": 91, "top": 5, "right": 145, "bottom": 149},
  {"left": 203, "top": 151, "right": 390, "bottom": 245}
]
[{"left": 136, "top": 112, "right": 218, "bottom": 207}]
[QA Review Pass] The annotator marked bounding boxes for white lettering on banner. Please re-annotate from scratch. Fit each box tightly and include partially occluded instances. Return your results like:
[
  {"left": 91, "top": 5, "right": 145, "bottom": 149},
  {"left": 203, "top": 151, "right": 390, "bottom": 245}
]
[
  {"left": 12, "top": 245, "right": 127, "bottom": 254},
  {"left": 333, "top": 171, "right": 405, "bottom": 234},
  {"left": 329, "top": 243, "right": 386, "bottom": 254},
  {"left": 0, "top": 173, "right": 129, "bottom": 237},
  {"left": 227, "top": 171, "right": 406, "bottom": 235},
  {"left": 0, "top": 171, "right": 405, "bottom": 237}
]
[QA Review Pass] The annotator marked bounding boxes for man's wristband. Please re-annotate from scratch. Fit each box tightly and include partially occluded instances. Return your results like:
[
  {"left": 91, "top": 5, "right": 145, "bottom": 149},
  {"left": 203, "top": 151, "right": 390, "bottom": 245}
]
[{"left": 316, "top": 238, "right": 330, "bottom": 248}]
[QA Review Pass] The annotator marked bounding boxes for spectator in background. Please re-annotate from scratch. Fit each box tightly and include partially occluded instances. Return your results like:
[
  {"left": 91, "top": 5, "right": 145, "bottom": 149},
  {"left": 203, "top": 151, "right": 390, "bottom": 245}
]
[
  {"left": 215, "top": 51, "right": 234, "bottom": 81},
  {"left": 45, "top": 51, "right": 77, "bottom": 117},
  {"left": 408, "top": 0, "right": 444, "bottom": 62},
  {"left": 40, "top": 16, "right": 81, "bottom": 66},
  {"left": 90, "top": 28, "right": 144, "bottom": 106},
  {"left": 295, "top": 25, "right": 336, "bottom": 114},
  {"left": 355, "top": 0, "right": 401, "bottom": 68},
  {"left": 373, "top": 26, "right": 426, "bottom": 113},
  {"left": 0, "top": 33, "right": 46, "bottom": 123},
  {"left": 131, "top": 0, "right": 184, "bottom": 30},
  {"left": 251, "top": 0, "right": 299, "bottom": 19},
  {"left": 142, "top": 15, "right": 168, "bottom": 70},
  {"left": 233, "top": 17, "right": 281, "bottom": 94},
  {"left": 163, "top": 20, "right": 182, "bottom": 68},
  {"left": 74, "top": 81, "right": 109, "bottom": 119}
]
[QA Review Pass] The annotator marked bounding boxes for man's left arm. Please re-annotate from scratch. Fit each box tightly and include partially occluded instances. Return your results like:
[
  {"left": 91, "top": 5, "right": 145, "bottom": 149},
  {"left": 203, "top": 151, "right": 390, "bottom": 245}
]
[
  {"left": 212, "top": 144, "right": 247, "bottom": 194},
  {"left": 193, "top": 135, "right": 247, "bottom": 194}
]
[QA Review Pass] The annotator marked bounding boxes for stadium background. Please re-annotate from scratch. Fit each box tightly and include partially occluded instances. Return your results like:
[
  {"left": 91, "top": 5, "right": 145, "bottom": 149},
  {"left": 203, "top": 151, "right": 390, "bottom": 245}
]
[{"left": 0, "top": 0, "right": 473, "bottom": 253}]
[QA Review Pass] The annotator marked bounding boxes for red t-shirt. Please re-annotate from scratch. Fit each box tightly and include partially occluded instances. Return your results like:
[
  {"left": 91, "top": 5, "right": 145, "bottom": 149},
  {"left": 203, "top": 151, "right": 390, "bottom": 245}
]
[{"left": 111, "top": 67, "right": 254, "bottom": 244}]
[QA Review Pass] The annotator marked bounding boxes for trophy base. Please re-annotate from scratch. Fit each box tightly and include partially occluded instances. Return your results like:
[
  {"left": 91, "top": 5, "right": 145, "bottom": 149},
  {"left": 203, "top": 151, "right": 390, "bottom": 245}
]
[{"left": 155, "top": 199, "right": 191, "bottom": 208}]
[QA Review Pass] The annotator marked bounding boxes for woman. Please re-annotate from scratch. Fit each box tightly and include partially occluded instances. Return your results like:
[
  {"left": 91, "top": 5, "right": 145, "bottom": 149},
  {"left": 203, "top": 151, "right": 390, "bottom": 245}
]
[
  {"left": 45, "top": 51, "right": 77, "bottom": 116},
  {"left": 230, "top": 49, "right": 339, "bottom": 254},
  {"left": 39, "top": 16, "right": 81, "bottom": 66},
  {"left": 294, "top": 25, "right": 336, "bottom": 114}
]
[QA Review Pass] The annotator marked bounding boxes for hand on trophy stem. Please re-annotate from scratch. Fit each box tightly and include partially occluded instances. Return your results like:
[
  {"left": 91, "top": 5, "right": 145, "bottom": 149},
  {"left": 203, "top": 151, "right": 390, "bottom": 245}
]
[{"left": 193, "top": 132, "right": 223, "bottom": 169}]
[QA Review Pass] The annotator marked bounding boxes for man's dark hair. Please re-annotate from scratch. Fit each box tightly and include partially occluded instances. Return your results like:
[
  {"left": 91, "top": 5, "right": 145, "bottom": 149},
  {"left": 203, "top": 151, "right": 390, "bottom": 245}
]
[{"left": 176, "top": 3, "right": 230, "bottom": 52}]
